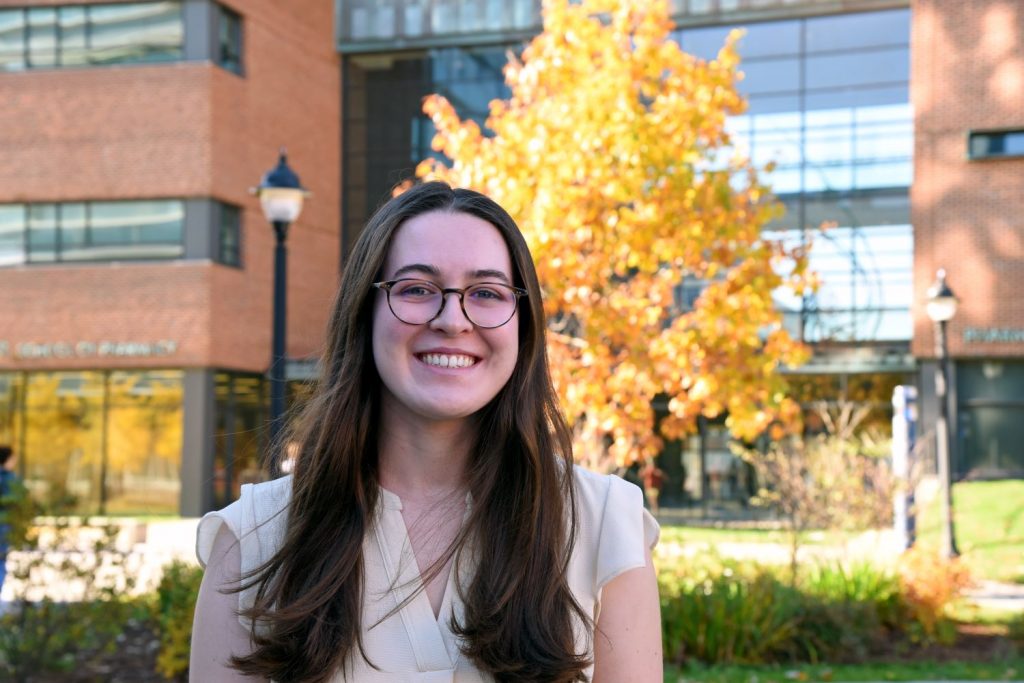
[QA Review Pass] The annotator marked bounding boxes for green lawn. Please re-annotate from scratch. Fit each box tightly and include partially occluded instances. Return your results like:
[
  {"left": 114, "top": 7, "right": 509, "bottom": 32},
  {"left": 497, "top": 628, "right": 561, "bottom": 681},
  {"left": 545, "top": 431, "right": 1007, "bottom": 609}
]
[
  {"left": 658, "top": 480, "right": 1024, "bottom": 584},
  {"left": 658, "top": 525, "right": 856, "bottom": 547},
  {"left": 664, "top": 659, "right": 1024, "bottom": 682},
  {"left": 915, "top": 480, "right": 1024, "bottom": 584}
]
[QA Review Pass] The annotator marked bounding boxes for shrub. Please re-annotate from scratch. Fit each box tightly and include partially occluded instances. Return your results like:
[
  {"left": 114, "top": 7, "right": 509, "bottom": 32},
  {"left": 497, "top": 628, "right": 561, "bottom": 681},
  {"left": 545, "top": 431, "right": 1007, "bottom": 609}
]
[
  {"left": 152, "top": 559, "right": 204, "bottom": 681},
  {"left": 1009, "top": 611, "right": 1024, "bottom": 647},
  {"left": 897, "top": 545, "right": 972, "bottom": 644},
  {"left": 0, "top": 517, "right": 138, "bottom": 682},
  {"left": 793, "top": 562, "right": 905, "bottom": 660},
  {"left": 657, "top": 551, "right": 962, "bottom": 667},
  {"left": 659, "top": 554, "right": 803, "bottom": 665}
]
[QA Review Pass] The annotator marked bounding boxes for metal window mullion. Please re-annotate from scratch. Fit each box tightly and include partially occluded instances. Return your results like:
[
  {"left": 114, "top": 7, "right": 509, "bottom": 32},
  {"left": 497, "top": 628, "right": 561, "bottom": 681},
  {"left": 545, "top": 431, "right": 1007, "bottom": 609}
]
[
  {"left": 55, "top": 202, "right": 63, "bottom": 262},
  {"left": 55, "top": 6, "right": 63, "bottom": 67},
  {"left": 84, "top": 3, "right": 93, "bottom": 65},
  {"left": 20, "top": 8, "right": 28, "bottom": 69}
]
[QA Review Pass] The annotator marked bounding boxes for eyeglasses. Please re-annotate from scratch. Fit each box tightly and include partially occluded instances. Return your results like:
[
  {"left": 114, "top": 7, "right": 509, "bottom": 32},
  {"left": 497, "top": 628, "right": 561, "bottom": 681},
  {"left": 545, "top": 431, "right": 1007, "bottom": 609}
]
[{"left": 373, "top": 278, "right": 527, "bottom": 329}]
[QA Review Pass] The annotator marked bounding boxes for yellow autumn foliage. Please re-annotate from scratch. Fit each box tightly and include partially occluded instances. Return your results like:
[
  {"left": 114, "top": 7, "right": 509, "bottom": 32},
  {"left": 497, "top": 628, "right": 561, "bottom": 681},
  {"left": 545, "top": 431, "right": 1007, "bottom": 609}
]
[{"left": 416, "top": 0, "right": 811, "bottom": 469}]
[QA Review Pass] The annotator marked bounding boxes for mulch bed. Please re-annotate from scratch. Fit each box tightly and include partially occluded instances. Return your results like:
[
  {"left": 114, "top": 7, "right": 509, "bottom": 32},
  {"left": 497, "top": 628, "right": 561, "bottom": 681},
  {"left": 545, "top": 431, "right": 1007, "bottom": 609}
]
[{"left": 870, "top": 623, "right": 1019, "bottom": 664}]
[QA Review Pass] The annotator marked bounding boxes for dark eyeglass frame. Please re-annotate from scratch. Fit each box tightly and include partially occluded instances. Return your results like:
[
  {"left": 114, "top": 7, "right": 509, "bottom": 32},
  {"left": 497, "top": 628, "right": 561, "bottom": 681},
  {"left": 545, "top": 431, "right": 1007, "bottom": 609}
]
[{"left": 372, "top": 278, "right": 528, "bottom": 329}]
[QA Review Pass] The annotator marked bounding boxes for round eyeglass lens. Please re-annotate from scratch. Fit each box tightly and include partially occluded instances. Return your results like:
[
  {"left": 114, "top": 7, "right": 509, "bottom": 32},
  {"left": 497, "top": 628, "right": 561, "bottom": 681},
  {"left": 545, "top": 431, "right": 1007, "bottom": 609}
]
[
  {"left": 387, "top": 280, "right": 518, "bottom": 328},
  {"left": 463, "top": 283, "right": 518, "bottom": 327}
]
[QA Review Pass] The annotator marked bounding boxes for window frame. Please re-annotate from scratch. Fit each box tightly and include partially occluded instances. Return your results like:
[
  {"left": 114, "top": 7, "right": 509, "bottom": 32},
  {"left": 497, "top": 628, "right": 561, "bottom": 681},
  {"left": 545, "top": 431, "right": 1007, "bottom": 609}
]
[
  {"left": 0, "top": 199, "right": 188, "bottom": 265},
  {"left": 967, "top": 129, "right": 1024, "bottom": 161},
  {"left": 0, "top": 1, "right": 183, "bottom": 72},
  {"left": 215, "top": 2, "right": 243, "bottom": 75}
]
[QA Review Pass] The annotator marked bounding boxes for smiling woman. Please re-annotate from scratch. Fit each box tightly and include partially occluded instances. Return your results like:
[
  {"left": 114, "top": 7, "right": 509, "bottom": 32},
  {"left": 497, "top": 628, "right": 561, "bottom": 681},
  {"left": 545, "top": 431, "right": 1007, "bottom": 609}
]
[{"left": 189, "top": 182, "right": 662, "bottom": 683}]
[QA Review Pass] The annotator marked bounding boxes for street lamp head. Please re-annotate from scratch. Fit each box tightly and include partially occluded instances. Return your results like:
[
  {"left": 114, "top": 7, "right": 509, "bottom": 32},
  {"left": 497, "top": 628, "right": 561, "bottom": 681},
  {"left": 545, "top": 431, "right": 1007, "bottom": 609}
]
[
  {"left": 253, "top": 149, "right": 308, "bottom": 224},
  {"left": 926, "top": 268, "right": 958, "bottom": 323}
]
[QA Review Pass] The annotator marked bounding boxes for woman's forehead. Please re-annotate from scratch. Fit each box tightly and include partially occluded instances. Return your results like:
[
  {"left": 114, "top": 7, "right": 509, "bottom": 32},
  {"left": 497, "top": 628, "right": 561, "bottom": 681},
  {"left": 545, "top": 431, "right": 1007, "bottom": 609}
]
[{"left": 384, "top": 210, "right": 513, "bottom": 278}]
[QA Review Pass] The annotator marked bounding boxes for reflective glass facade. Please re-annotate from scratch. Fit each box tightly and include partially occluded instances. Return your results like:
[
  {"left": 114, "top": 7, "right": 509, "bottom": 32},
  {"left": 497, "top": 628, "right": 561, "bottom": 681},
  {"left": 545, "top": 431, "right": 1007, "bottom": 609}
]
[
  {"left": 0, "top": 2, "right": 183, "bottom": 71},
  {"left": 212, "top": 372, "right": 267, "bottom": 510},
  {"left": 343, "top": 45, "right": 511, "bottom": 251},
  {"left": 675, "top": 9, "right": 913, "bottom": 344},
  {"left": 0, "top": 370, "right": 183, "bottom": 514},
  {"left": 339, "top": 0, "right": 539, "bottom": 46}
]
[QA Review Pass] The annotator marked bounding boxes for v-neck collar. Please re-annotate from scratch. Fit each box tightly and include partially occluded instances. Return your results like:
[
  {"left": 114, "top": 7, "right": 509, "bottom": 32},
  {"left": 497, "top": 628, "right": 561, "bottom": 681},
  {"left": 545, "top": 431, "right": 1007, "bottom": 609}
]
[{"left": 374, "top": 488, "right": 472, "bottom": 672}]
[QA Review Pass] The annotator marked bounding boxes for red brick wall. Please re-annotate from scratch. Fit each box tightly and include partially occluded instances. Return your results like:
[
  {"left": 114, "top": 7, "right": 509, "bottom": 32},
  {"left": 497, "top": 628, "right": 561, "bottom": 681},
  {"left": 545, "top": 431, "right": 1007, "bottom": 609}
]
[
  {"left": 0, "top": 0, "right": 340, "bottom": 373},
  {"left": 912, "top": 0, "right": 1024, "bottom": 359}
]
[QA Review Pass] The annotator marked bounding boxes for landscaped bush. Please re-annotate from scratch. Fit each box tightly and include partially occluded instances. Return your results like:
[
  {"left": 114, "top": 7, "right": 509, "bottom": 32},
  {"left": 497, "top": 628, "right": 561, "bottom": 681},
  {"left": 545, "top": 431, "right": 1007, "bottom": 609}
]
[
  {"left": 1009, "top": 611, "right": 1024, "bottom": 647},
  {"left": 0, "top": 517, "right": 141, "bottom": 682},
  {"left": 152, "top": 559, "right": 204, "bottom": 681},
  {"left": 658, "top": 554, "right": 803, "bottom": 665},
  {"left": 658, "top": 549, "right": 969, "bottom": 668},
  {"left": 897, "top": 545, "right": 972, "bottom": 644},
  {"left": 790, "top": 562, "right": 905, "bottom": 661}
]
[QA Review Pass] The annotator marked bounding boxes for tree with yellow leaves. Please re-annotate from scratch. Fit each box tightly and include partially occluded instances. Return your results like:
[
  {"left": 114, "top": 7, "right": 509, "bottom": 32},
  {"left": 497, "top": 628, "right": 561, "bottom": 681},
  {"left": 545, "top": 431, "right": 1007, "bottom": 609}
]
[{"left": 417, "top": 0, "right": 812, "bottom": 470}]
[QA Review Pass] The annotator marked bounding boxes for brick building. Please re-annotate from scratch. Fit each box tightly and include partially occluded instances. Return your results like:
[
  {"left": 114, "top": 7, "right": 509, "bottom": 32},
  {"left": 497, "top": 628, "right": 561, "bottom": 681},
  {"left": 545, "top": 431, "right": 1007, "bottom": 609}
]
[
  {"left": 912, "top": 0, "right": 1024, "bottom": 479},
  {"left": 0, "top": 0, "right": 340, "bottom": 516},
  {"left": 0, "top": 0, "right": 1020, "bottom": 516}
]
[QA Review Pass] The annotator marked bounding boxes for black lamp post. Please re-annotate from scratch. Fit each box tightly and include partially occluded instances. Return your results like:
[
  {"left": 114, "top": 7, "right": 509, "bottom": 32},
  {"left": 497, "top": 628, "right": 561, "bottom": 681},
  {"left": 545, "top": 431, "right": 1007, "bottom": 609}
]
[
  {"left": 253, "top": 149, "right": 307, "bottom": 477},
  {"left": 926, "top": 268, "right": 960, "bottom": 559}
]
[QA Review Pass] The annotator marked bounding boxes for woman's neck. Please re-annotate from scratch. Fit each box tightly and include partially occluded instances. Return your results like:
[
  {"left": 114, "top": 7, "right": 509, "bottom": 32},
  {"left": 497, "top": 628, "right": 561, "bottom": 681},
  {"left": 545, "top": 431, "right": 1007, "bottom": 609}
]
[{"left": 377, "top": 403, "right": 475, "bottom": 503}]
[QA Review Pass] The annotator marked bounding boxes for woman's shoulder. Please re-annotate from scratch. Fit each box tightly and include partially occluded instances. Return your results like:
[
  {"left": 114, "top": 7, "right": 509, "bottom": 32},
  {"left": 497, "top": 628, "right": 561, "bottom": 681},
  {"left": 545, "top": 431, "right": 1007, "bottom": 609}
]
[
  {"left": 570, "top": 464, "right": 641, "bottom": 518},
  {"left": 195, "top": 475, "right": 293, "bottom": 569},
  {"left": 568, "top": 464, "right": 659, "bottom": 593}
]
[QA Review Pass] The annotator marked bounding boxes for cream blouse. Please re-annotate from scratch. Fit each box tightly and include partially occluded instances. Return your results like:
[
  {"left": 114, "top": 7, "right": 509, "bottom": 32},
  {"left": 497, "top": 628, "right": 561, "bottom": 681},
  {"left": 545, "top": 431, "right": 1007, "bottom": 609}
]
[{"left": 195, "top": 465, "right": 659, "bottom": 682}]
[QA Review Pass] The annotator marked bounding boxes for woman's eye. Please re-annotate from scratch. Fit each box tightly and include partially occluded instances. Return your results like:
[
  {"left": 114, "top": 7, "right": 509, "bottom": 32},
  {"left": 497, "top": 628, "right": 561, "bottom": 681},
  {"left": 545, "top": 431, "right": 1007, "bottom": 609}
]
[
  {"left": 396, "top": 283, "right": 437, "bottom": 297},
  {"left": 470, "top": 286, "right": 507, "bottom": 301}
]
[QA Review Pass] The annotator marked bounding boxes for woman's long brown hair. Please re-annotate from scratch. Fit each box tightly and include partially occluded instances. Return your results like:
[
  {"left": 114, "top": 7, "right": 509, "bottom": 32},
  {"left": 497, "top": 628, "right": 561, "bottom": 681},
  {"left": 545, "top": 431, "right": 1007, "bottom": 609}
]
[{"left": 230, "top": 182, "right": 591, "bottom": 682}]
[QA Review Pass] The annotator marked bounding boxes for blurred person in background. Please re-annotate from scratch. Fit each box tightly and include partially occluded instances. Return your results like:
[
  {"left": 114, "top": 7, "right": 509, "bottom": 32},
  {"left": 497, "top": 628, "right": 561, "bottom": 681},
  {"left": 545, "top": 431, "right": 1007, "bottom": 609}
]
[{"left": 0, "top": 445, "right": 22, "bottom": 597}]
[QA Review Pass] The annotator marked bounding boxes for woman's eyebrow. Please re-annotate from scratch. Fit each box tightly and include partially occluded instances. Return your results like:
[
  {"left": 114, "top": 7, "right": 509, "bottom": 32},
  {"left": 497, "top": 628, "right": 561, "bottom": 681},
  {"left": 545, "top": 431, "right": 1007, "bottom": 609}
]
[
  {"left": 469, "top": 269, "right": 511, "bottom": 284},
  {"left": 391, "top": 264, "right": 511, "bottom": 284},
  {"left": 392, "top": 263, "right": 440, "bottom": 278}
]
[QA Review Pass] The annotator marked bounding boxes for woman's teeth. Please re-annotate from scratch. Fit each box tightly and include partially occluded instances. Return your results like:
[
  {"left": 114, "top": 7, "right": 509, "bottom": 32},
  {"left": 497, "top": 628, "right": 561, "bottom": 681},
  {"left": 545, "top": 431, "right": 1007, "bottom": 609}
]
[{"left": 420, "top": 353, "right": 477, "bottom": 368}]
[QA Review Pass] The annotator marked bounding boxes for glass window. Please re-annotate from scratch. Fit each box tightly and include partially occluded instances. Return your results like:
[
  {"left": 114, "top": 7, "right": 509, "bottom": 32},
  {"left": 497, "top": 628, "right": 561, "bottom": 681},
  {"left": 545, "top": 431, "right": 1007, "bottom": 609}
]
[
  {"left": 105, "top": 370, "right": 183, "bottom": 515},
  {"left": 775, "top": 220, "right": 912, "bottom": 343},
  {"left": 969, "top": 129, "right": 1024, "bottom": 159},
  {"left": 737, "top": 57, "right": 800, "bottom": 96},
  {"left": 0, "top": 373, "right": 23, "bottom": 452},
  {"left": 217, "top": 202, "right": 241, "bottom": 266},
  {"left": 735, "top": 19, "right": 800, "bottom": 58},
  {"left": 24, "top": 371, "right": 106, "bottom": 513},
  {"left": 27, "top": 7, "right": 56, "bottom": 68},
  {"left": 89, "top": 1, "right": 183, "bottom": 65},
  {"left": 58, "top": 6, "right": 87, "bottom": 66},
  {"left": 27, "top": 203, "right": 58, "bottom": 263},
  {"left": 0, "top": 10, "right": 26, "bottom": 72},
  {"left": 0, "top": 2, "right": 183, "bottom": 70},
  {"left": 0, "top": 199, "right": 186, "bottom": 264},
  {"left": 217, "top": 3, "right": 242, "bottom": 74},
  {"left": 960, "top": 405, "right": 1024, "bottom": 477},
  {"left": 59, "top": 202, "right": 88, "bottom": 255},
  {"left": 0, "top": 204, "right": 25, "bottom": 267},
  {"left": 15, "top": 370, "right": 183, "bottom": 515},
  {"left": 805, "top": 86, "right": 907, "bottom": 112},
  {"left": 88, "top": 200, "right": 184, "bottom": 259},
  {"left": 213, "top": 372, "right": 266, "bottom": 508},
  {"left": 805, "top": 9, "right": 910, "bottom": 53},
  {"left": 805, "top": 47, "right": 909, "bottom": 89}
]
